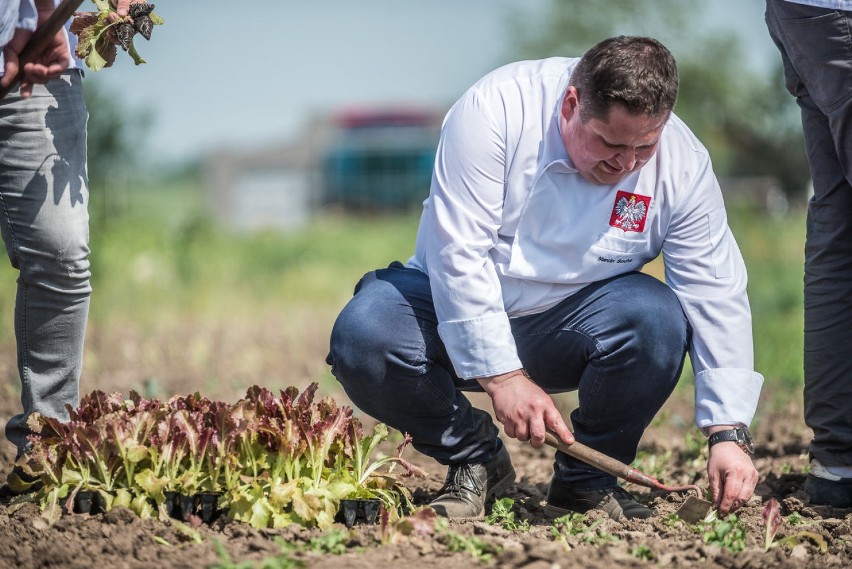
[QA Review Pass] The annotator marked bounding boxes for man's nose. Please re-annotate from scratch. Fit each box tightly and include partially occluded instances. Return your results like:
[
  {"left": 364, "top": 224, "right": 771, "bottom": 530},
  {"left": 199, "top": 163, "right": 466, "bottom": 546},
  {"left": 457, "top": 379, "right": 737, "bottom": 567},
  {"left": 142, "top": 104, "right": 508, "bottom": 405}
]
[{"left": 614, "top": 149, "right": 637, "bottom": 171}]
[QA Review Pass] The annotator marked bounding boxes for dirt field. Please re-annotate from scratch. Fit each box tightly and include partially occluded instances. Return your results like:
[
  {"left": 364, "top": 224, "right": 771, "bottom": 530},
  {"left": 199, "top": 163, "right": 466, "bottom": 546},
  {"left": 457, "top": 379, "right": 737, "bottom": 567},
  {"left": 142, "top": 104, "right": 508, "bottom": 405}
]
[{"left": 0, "top": 331, "right": 850, "bottom": 568}]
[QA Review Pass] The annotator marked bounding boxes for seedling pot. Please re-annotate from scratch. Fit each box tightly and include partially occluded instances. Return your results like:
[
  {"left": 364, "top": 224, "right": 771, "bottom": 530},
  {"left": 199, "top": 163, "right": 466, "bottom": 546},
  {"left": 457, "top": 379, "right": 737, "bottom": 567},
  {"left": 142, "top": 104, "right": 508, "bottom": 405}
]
[
  {"left": 71, "top": 490, "right": 106, "bottom": 515},
  {"left": 178, "top": 493, "right": 195, "bottom": 520},
  {"left": 73, "top": 490, "right": 94, "bottom": 514},
  {"left": 163, "top": 491, "right": 180, "bottom": 519},
  {"left": 196, "top": 492, "right": 222, "bottom": 524},
  {"left": 338, "top": 498, "right": 382, "bottom": 527}
]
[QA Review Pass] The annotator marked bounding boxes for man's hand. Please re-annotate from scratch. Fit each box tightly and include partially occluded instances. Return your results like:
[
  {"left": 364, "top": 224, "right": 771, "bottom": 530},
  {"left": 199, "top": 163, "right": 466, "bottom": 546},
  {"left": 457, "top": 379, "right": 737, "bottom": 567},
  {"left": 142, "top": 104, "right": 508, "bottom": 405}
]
[
  {"left": 1, "top": 7, "right": 70, "bottom": 97},
  {"left": 706, "top": 427, "right": 759, "bottom": 516},
  {"left": 477, "top": 369, "right": 574, "bottom": 448},
  {"left": 110, "top": 1, "right": 146, "bottom": 19}
]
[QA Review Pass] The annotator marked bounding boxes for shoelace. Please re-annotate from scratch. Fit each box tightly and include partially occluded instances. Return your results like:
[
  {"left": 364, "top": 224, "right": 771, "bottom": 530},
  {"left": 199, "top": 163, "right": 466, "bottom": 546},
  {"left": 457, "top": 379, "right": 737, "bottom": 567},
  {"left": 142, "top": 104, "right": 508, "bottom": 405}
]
[{"left": 438, "top": 463, "right": 484, "bottom": 497}]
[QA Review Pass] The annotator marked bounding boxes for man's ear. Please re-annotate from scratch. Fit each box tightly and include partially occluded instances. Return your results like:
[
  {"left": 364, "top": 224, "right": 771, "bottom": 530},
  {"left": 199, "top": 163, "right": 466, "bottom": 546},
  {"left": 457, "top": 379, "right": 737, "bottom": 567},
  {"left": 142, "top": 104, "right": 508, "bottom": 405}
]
[{"left": 561, "top": 86, "right": 580, "bottom": 120}]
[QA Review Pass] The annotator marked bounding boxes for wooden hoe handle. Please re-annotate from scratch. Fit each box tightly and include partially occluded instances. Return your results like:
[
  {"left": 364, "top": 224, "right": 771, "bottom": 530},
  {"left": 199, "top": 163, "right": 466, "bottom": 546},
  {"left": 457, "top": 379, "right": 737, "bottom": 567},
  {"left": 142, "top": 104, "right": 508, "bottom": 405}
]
[
  {"left": 544, "top": 432, "right": 633, "bottom": 479},
  {"left": 543, "top": 431, "right": 703, "bottom": 496}
]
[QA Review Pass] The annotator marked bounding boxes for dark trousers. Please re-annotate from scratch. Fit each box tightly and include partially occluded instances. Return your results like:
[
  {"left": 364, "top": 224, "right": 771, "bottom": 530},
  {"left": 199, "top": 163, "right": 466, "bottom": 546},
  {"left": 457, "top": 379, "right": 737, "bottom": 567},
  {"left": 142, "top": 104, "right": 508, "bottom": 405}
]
[
  {"left": 327, "top": 263, "right": 689, "bottom": 489},
  {"left": 766, "top": 0, "right": 852, "bottom": 465}
]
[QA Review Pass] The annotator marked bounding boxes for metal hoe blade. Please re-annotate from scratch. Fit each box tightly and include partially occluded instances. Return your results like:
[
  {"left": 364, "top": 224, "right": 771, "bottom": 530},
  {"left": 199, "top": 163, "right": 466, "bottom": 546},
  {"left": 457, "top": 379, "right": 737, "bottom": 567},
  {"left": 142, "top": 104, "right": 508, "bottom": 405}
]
[{"left": 676, "top": 495, "right": 714, "bottom": 523}]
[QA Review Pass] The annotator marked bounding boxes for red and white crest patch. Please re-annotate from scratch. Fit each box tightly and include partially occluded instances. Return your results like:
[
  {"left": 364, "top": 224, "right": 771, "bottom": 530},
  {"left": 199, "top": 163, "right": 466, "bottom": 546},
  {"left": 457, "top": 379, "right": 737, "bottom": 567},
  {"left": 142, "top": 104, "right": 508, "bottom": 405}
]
[{"left": 609, "top": 191, "right": 651, "bottom": 233}]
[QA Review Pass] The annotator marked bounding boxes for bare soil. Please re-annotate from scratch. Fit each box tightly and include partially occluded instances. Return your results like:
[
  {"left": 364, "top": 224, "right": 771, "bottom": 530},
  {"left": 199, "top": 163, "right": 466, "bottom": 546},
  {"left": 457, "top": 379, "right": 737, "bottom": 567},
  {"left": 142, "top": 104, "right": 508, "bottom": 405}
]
[{"left": 0, "top": 327, "right": 850, "bottom": 569}]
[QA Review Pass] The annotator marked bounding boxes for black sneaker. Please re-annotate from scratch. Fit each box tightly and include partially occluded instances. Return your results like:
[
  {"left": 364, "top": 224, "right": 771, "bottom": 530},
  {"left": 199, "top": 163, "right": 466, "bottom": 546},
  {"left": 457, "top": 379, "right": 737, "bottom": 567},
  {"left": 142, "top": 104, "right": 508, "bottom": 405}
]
[
  {"left": 429, "top": 445, "right": 516, "bottom": 519},
  {"left": 804, "top": 475, "right": 852, "bottom": 508},
  {"left": 544, "top": 480, "right": 651, "bottom": 521},
  {"left": 0, "top": 465, "right": 43, "bottom": 498}
]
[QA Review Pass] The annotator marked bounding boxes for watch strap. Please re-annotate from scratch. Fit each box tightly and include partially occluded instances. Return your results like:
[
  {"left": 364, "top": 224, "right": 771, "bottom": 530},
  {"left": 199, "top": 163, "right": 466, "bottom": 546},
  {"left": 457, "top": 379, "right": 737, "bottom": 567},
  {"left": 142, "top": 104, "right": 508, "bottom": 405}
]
[
  {"left": 708, "top": 429, "right": 740, "bottom": 446},
  {"left": 708, "top": 427, "right": 754, "bottom": 455}
]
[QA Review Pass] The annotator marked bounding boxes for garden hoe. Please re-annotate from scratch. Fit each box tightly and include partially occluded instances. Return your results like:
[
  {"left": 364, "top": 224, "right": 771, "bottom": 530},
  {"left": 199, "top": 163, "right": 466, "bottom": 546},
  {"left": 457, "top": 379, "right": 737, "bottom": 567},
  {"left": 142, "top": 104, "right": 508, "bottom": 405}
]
[{"left": 543, "top": 431, "right": 714, "bottom": 522}]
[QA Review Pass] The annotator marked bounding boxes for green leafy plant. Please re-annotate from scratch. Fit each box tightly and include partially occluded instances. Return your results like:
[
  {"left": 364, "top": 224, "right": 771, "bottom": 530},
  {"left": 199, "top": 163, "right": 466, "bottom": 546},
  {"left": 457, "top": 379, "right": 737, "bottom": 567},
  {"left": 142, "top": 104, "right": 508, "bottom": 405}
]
[
  {"left": 661, "top": 512, "right": 682, "bottom": 527},
  {"left": 786, "top": 511, "right": 805, "bottom": 526},
  {"left": 70, "top": 0, "right": 164, "bottom": 71},
  {"left": 762, "top": 498, "right": 828, "bottom": 553},
  {"left": 211, "top": 540, "right": 305, "bottom": 569},
  {"left": 630, "top": 544, "right": 655, "bottom": 560},
  {"left": 698, "top": 513, "right": 747, "bottom": 552},
  {"left": 485, "top": 497, "right": 530, "bottom": 531},
  {"left": 436, "top": 518, "right": 501, "bottom": 563},
  {"left": 549, "top": 512, "right": 618, "bottom": 549},
  {"left": 20, "top": 383, "right": 424, "bottom": 529},
  {"left": 307, "top": 529, "right": 349, "bottom": 555}
]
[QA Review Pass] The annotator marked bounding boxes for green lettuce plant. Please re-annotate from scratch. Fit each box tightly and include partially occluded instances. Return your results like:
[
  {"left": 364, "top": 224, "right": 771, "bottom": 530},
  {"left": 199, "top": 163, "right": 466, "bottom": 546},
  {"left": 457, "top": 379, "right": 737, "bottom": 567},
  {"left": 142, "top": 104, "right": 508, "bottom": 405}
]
[
  {"left": 70, "top": 1, "right": 164, "bottom": 71},
  {"left": 20, "top": 383, "right": 424, "bottom": 529}
]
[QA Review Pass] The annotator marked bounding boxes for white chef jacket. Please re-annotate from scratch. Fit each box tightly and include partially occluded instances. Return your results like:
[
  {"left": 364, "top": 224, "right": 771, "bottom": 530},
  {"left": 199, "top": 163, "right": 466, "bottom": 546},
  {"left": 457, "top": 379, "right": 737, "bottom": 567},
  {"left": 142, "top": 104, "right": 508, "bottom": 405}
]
[{"left": 407, "top": 57, "right": 764, "bottom": 430}]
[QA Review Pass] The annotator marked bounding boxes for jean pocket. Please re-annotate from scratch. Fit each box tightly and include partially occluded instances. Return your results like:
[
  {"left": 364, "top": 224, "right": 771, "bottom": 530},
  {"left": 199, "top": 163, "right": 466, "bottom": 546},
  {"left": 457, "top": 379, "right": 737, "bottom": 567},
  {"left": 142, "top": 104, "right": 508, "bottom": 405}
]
[{"left": 777, "top": 10, "right": 852, "bottom": 111}]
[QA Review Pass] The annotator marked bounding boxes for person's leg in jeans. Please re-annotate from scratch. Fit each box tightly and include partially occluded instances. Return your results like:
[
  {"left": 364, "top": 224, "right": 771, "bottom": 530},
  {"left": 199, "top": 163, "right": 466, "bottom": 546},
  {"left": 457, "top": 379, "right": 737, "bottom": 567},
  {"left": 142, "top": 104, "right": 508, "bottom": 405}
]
[
  {"left": 0, "top": 71, "right": 90, "bottom": 459},
  {"left": 328, "top": 262, "right": 504, "bottom": 466},
  {"left": 513, "top": 272, "right": 689, "bottom": 490},
  {"left": 328, "top": 266, "right": 688, "bottom": 488},
  {"left": 765, "top": 1, "right": 852, "bottom": 504}
]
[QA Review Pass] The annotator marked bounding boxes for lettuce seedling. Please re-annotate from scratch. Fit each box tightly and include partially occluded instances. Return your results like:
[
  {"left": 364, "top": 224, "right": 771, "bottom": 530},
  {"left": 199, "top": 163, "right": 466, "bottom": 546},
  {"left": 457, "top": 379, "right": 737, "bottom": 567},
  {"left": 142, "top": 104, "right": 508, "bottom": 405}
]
[
  {"left": 762, "top": 498, "right": 828, "bottom": 553},
  {"left": 70, "top": 0, "right": 164, "bottom": 71}
]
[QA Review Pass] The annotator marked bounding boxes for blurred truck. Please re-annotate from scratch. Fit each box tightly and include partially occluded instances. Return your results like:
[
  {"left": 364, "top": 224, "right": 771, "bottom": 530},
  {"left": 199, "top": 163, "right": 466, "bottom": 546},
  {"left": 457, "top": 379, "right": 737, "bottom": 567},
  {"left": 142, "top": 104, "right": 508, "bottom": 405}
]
[{"left": 320, "top": 108, "right": 442, "bottom": 210}]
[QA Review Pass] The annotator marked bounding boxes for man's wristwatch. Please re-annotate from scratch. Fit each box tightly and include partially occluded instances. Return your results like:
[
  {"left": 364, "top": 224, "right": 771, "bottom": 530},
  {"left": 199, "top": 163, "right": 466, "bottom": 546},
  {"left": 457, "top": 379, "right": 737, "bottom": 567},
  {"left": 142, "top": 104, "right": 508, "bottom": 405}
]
[{"left": 707, "top": 426, "right": 755, "bottom": 455}]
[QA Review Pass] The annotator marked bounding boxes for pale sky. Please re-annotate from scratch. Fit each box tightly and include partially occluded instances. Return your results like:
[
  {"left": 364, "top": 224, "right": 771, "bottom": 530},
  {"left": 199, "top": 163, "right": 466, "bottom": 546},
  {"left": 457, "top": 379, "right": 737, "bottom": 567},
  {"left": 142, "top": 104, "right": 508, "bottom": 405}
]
[{"left": 83, "top": 0, "right": 778, "bottom": 165}]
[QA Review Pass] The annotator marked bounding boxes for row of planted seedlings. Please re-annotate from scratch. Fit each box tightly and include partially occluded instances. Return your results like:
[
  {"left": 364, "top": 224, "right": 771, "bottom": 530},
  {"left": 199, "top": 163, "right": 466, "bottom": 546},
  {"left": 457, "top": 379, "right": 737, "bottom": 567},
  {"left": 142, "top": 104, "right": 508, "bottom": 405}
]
[{"left": 15, "top": 383, "right": 424, "bottom": 529}]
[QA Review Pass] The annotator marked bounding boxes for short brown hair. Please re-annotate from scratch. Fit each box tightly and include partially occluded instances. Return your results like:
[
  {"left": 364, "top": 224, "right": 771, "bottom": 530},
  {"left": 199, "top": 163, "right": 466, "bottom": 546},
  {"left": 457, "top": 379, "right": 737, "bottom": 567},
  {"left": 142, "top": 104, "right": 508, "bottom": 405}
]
[{"left": 569, "top": 36, "right": 679, "bottom": 122}]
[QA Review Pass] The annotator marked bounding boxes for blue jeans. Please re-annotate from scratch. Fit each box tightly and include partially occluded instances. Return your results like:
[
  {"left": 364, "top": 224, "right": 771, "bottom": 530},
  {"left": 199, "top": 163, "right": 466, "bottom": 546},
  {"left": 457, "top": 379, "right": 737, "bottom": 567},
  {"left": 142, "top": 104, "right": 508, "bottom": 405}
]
[
  {"left": 327, "top": 262, "right": 690, "bottom": 489},
  {"left": 0, "top": 71, "right": 90, "bottom": 456},
  {"left": 766, "top": 0, "right": 852, "bottom": 466}
]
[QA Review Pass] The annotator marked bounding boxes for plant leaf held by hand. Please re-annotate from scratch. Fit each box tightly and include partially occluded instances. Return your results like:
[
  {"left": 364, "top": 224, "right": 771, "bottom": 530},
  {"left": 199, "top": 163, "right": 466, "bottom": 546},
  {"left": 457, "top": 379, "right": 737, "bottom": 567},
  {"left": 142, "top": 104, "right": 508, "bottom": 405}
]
[{"left": 70, "top": 2, "right": 165, "bottom": 71}]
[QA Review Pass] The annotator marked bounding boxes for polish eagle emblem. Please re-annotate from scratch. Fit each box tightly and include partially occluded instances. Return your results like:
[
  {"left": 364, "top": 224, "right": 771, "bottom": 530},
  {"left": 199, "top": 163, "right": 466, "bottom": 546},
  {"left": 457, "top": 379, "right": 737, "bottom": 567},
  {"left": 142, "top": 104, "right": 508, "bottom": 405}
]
[{"left": 609, "top": 191, "right": 651, "bottom": 232}]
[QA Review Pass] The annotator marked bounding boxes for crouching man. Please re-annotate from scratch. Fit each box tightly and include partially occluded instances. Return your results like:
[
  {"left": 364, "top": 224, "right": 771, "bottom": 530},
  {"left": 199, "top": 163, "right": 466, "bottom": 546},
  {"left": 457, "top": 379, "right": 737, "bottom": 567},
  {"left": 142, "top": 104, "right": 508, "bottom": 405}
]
[{"left": 327, "top": 36, "right": 763, "bottom": 521}]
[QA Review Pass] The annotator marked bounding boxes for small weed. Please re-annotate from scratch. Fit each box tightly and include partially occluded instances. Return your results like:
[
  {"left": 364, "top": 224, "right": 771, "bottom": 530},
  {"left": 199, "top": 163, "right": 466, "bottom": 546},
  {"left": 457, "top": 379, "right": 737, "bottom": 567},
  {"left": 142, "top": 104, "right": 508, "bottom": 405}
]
[
  {"left": 786, "top": 511, "right": 805, "bottom": 526},
  {"left": 211, "top": 541, "right": 248, "bottom": 569},
  {"left": 661, "top": 513, "right": 682, "bottom": 527},
  {"left": 550, "top": 512, "right": 618, "bottom": 547},
  {"left": 256, "top": 556, "right": 306, "bottom": 569},
  {"left": 630, "top": 544, "right": 655, "bottom": 560},
  {"left": 485, "top": 498, "right": 530, "bottom": 531},
  {"left": 437, "top": 518, "right": 501, "bottom": 562},
  {"left": 698, "top": 514, "right": 747, "bottom": 552},
  {"left": 307, "top": 529, "right": 348, "bottom": 555}
]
